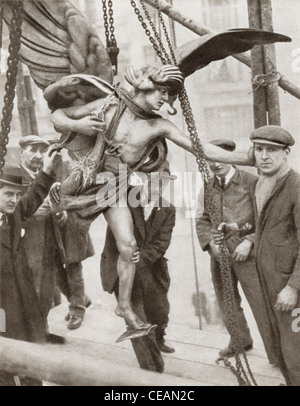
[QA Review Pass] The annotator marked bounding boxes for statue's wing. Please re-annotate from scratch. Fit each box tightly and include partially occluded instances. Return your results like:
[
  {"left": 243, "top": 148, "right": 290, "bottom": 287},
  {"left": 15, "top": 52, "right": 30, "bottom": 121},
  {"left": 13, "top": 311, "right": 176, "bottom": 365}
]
[
  {"left": 2, "top": 0, "right": 114, "bottom": 108},
  {"left": 175, "top": 29, "right": 292, "bottom": 78}
]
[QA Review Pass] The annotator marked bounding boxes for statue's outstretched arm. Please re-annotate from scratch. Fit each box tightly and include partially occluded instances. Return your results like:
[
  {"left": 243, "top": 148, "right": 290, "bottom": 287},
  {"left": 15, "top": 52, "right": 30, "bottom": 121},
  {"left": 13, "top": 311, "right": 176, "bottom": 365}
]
[{"left": 163, "top": 119, "right": 254, "bottom": 166}]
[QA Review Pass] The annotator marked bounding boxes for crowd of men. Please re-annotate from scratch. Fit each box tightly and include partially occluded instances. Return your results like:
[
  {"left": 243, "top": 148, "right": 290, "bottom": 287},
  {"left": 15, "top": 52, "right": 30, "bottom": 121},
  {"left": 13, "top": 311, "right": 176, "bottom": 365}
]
[{"left": 0, "top": 62, "right": 299, "bottom": 386}]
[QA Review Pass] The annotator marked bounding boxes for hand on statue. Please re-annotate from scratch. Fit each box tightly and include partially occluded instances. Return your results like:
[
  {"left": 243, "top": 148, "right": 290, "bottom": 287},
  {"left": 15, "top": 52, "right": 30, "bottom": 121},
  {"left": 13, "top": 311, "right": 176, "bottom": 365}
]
[
  {"left": 49, "top": 182, "right": 61, "bottom": 205},
  {"left": 42, "top": 145, "right": 62, "bottom": 176},
  {"left": 75, "top": 115, "right": 106, "bottom": 136},
  {"left": 232, "top": 239, "right": 253, "bottom": 262},
  {"left": 208, "top": 241, "right": 221, "bottom": 261},
  {"left": 131, "top": 249, "right": 140, "bottom": 264},
  {"left": 275, "top": 285, "right": 299, "bottom": 312}
]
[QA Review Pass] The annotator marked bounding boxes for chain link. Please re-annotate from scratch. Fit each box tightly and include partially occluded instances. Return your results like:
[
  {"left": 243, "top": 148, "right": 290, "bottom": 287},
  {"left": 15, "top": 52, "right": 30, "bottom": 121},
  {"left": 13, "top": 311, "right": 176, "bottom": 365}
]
[
  {"left": 102, "top": 0, "right": 110, "bottom": 47},
  {"left": 101, "top": 0, "right": 119, "bottom": 74},
  {"left": 0, "top": 0, "right": 23, "bottom": 177},
  {"left": 129, "top": 0, "right": 257, "bottom": 386}
]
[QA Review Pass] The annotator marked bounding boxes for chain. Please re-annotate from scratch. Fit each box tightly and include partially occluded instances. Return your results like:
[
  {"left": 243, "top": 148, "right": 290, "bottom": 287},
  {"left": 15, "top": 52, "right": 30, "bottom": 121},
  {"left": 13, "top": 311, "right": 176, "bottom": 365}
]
[
  {"left": 102, "top": 0, "right": 110, "bottom": 47},
  {"left": 0, "top": 0, "right": 23, "bottom": 176},
  {"left": 140, "top": 0, "right": 171, "bottom": 64},
  {"left": 107, "top": 0, "right": 116, "bottom": 46},
  {"left": 154, "top": 0, "right": 176, "bottom": 64},
  {"left": 129, "top": 0, "right": 257, "bottom": 386},
  {"left": 130, "top": 0, "right": 168, "bottom": 64},
  {"left": 101, "top": 0, "right": 119, "bottom": 74}
]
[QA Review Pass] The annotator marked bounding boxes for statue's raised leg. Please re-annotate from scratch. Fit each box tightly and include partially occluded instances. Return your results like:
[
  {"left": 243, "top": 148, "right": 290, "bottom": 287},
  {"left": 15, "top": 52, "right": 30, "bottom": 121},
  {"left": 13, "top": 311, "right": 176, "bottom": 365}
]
[{"left": 104, "top": 204, "right": 156, "bottom": 342}]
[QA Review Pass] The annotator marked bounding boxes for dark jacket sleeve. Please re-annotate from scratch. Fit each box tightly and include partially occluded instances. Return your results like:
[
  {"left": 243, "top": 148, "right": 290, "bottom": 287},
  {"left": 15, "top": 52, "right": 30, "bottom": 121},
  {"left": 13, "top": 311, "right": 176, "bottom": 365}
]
[
  {"left": 19, "top": 171, "right": 55, "bottom": 222},
  {"left": 195, "top": 203, "right": 213, "bottom": 252},
  {"left": 139, "top": 207, "right": 176, "bottom": 268},
  {"left": 287, "top": 178, "right": 300, "bottom": 289}
]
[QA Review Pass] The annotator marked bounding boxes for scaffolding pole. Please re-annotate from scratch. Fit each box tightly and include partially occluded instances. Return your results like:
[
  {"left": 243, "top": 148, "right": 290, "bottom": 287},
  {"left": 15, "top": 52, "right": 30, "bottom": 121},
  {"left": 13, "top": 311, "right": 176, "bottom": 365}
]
[{"left": 248, "top": 0, "right": 281, "bottom": 127}]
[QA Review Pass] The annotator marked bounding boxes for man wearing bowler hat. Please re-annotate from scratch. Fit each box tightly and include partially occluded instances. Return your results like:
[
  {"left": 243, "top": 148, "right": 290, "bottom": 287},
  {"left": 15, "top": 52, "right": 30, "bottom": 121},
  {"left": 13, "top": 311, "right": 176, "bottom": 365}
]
[
  {"left": 0, "top": 146, "right": 61, "bottom": 386},
  {"left": 214, "top": 126, "right": 300, "bottom": 385},
  {"left": 196, "top": 138, "right": 277, "bottom": 364}
]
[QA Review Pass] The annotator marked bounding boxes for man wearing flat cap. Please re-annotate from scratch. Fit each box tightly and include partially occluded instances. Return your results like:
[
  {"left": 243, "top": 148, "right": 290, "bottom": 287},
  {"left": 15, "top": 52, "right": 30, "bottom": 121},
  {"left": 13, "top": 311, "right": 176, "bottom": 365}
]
[
  {"left": 196, "top": 138, "right": 277, "bottom": 363},
  {"left": 19, "top": 135, "right": 66, "bottom": 329},
  {"left": 0, "top": 148, "right": 61, "bottom": 386},
  {"left": 214, "top": 125, "right": 300, "bottom": 385}
]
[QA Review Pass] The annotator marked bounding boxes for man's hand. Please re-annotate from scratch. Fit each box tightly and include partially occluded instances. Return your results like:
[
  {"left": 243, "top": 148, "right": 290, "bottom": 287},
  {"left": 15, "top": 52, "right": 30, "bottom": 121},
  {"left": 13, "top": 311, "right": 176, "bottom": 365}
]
[
  {"left": 275, "top": 285, "right": 299, "bottom": 312},
  {"left": 212, "top": 222, "right": 239, "bottom": 245},
  {"left": 208, "top": 241, "right": 221, "bottom": 261},
  {"left": 43, "top": 145, "right": 62, "bottom": 176},
  {"left": 49, "top": 182, "right": 61, "bottom": 205},
  {"left": 55, "top": 211, "right": 68, "bottom": 227},
  {"left": 232, "top": 239, "right": 253, "bottom": 262},
  {"left": 131, "top": 249, "right": 140, "bottom": 264}
]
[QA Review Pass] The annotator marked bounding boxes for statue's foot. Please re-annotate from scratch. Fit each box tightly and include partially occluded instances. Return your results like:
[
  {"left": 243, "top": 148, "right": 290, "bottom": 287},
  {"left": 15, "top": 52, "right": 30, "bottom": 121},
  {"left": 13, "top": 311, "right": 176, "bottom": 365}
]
[
  {"left": 116, "top": 324, "right": 157, "bottom": 343},
  {"left": 115, "top": 305, "right": 150, "bottom": 330}
]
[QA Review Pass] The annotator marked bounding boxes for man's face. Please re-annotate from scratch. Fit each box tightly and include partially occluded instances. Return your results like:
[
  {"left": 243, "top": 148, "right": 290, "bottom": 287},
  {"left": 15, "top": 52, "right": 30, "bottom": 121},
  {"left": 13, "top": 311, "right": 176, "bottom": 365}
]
[
  {"left": 207, "top": 161, "right": 232, "bottom": 178},
  {"left": 254, "top": 143, "right": 289, "bottom": 176},
  {"left": 0, "top": 185, "right": 23, "bottom": 214},
  {"left": 20, "top": 144, "right": 47, "bottom": 171},
  {"left": 143, "top": 87, "right": 170, "bottom": 111}
]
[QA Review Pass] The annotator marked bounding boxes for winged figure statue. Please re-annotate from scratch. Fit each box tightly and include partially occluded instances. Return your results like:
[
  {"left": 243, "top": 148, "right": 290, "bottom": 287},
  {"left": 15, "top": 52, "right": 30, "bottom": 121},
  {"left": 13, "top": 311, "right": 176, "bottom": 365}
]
[{"left": 2, "top": 0, "right": 291, "bottom": 341}]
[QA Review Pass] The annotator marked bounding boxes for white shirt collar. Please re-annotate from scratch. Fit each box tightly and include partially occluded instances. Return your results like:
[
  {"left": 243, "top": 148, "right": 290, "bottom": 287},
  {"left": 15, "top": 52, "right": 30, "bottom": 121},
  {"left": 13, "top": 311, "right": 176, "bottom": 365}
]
[{"left": 216, "top": 165, "right": 235, "bottom": 185}]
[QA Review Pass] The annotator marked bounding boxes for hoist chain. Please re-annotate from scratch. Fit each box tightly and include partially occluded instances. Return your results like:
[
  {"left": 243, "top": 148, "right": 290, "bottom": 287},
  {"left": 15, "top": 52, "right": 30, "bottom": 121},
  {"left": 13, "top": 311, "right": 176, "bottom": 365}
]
[
  {"left": 0, "top": 0, "right": 23, "bottom": 176},
  {"left": 130, "top": 0, "right": 168, "bottom": 64},
  {"left": 0, "top": 3, "right": 3, "bottom": 50},
  {"left": 101, "top": 0, "right": 119, "bottom": 74},
  {"left": 140, "top": 0, "right": 171, "bottom": 64},
  {"left": 129, "top": 0, "right": 257, "bottom": 386},
  {"left": 154, "top": 0, "right": 176, "bottom": 64}
]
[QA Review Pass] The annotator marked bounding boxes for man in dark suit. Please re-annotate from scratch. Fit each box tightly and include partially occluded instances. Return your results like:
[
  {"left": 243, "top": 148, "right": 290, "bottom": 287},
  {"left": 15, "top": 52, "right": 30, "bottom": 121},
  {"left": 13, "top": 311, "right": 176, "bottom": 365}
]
[
  {"left": 196, "top": 139, "right": 277, "bottom": 364},
  {"left": 101, "top": 170, "right": 176, "bottom": 372},
  {"left": 0, "top": 147, "right": 61, "bottom": 386}
]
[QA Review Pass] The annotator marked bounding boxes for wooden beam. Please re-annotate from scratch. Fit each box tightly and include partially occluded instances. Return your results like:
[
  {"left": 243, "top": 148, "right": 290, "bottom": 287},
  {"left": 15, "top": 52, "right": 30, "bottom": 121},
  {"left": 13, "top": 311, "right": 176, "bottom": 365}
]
[
  {"left": 142, "top": 0, "right": 300, "bottom": 100},
  {"left": 17, "top": 62, "right": 31, "bottom": 136},
  {"left": 24, "top": 75, "right": 38, "bottom": 135},
  {"left": 247, "top": 0, "right": 268, "bottom": 128},
  {"left": 260, "top": 0, "right": 281, "bottom": 125},
  {"left": 0, "top": 336, "right": 199, "bottom": 386}
]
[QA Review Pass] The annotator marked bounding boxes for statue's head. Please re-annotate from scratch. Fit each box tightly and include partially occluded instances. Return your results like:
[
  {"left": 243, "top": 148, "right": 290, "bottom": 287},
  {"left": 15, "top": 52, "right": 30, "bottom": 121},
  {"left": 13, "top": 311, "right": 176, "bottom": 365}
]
[{"left": 124, "top": 64, "right": 184, "bottom": 96}]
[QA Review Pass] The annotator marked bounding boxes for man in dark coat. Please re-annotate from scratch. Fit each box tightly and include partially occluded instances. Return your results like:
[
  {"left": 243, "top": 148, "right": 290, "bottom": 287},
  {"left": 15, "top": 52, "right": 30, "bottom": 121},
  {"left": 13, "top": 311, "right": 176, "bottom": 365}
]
[
  {"left": 214, "top": 126, "right": 300, "bottom": 386},
  {"left": 196, "top": 139, "right": 277, "bottom": 363},
  {"left": 19, "top": 135, "right": 65, "bottom": 321},
  {"left": 48, "top": 143, "right": 94, "bottom": 330},
  {"left": 100, "top": 171, "right": 176, "bottom": 372},
  {"left": 0, "top": 147, "right": 61, "bottom": 386}
]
